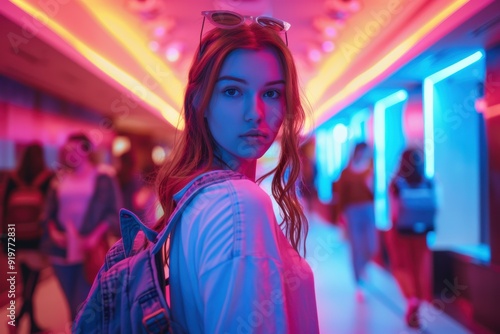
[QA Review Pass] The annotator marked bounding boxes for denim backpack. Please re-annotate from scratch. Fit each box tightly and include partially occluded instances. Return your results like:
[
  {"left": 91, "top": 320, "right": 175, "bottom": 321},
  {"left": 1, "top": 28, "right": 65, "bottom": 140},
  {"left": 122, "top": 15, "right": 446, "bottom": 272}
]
[{"left": 73, "top": 170, "right": 245, "bottom": 333}]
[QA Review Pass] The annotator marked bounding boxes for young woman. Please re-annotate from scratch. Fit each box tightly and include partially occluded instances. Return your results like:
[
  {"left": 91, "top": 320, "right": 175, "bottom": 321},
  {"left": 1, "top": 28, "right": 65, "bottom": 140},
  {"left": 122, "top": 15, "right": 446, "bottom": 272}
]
[
  {"left": 336, "top": 142, "right": 378, "bottom": 301},
  {"left": 386, "top": 148, "right": 435, "bottom": 329},
  {"left": 43, "top": 133, "right": 121, "bottom": 321},
  {"left": 153, "top": 11, "right": 319, "bottom": 333}
]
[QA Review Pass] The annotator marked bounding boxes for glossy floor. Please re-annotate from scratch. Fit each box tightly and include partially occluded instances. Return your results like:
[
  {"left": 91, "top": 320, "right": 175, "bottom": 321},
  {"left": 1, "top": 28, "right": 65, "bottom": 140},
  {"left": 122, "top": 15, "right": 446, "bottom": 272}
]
[{"left": 1, "top": 212, "right": 474, "bottom": 334}]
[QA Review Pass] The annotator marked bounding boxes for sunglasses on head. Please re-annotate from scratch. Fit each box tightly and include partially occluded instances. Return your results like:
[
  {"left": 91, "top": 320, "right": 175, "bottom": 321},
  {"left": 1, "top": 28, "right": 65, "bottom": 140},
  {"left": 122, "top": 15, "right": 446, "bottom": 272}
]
[{"left": 199, "top": 10, "right": 291, "bottom": 51}]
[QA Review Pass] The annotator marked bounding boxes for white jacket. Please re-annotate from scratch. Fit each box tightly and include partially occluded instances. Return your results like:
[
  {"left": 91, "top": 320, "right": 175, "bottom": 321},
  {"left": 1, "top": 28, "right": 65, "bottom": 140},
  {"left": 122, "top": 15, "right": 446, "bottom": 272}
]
[{"left": 169, "top": 176, "right": 319, "bottom": 334}]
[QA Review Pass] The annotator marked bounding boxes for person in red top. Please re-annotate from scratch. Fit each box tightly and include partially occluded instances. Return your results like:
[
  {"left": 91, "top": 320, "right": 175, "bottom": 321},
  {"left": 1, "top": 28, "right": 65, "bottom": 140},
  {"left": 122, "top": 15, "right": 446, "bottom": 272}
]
[
  {"left": 337, "top": 142, "right": 378, "bottom": 301},
  {"left": 386, "top": 148, "right": 434, "bottom": 329}
]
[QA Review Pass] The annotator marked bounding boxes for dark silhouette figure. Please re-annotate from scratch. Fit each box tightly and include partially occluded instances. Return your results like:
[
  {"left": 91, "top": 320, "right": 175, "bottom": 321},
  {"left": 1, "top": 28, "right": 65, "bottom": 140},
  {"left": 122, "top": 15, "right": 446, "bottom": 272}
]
[{"left": 1, "top": 143, "right": 53, "bottom": 333}]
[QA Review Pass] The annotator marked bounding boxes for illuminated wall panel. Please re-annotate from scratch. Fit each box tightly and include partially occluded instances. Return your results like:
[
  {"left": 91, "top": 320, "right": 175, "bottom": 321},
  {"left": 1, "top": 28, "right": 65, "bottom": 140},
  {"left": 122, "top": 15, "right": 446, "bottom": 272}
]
[
  {"left": 423, "top": 51, "right": 484, "bottom": 248},
  {"left": 374, "top": 90, "right": 408, "bottom": 230}
]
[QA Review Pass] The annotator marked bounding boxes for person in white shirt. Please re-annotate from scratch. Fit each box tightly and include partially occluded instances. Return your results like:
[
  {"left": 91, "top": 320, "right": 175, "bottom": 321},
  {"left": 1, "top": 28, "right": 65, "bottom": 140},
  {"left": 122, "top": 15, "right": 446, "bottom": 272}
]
[{"left": 153, "top": 10, "right": 320, "bottom": 333}]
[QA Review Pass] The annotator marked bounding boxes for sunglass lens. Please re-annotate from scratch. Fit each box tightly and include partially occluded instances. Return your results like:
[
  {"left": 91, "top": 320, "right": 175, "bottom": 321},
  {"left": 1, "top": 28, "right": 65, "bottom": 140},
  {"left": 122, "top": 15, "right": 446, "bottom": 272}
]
[
  {"left": 256, "top": 17, "right": 285, "bottom": 31},
  {"left": 211, "top": 12, "right": 242, "bottom": 26}
]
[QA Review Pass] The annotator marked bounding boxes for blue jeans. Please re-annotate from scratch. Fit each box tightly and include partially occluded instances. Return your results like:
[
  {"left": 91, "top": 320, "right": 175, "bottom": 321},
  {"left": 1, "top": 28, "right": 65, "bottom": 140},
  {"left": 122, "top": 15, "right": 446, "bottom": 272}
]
[
  {"left": 344, "top": 202, "right": 378, "bottom": 284},
  {"left": 52, "top": 263, "right": 92, "bottom": 321}
]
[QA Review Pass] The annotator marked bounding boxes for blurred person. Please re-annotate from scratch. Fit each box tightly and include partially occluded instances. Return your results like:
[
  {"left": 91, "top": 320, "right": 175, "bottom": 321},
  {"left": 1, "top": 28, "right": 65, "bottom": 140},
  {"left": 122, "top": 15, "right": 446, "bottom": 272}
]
[
  {"left": 337, "top": 142, "right": 377, "bottom": 301},
  {"left": 116, "top": 149, "right": 158, "bottom": 225},
  {"left": 1, "top": 143, "right": 53, "bottom": 333},
  {"left": 386, "top": 147, "right": 436, "bottom": 329},
  {"left": 136, "top": 156, "right": 159, "bottom": 225},
  {"left": 42, "top": 133, "right": 121, "bottom": 321},
  {"left": 298, "top": 138, "right": 317, "bottom": 215},
  {"left": 116, "top": 150, "right": 143, "bottom": 214}
]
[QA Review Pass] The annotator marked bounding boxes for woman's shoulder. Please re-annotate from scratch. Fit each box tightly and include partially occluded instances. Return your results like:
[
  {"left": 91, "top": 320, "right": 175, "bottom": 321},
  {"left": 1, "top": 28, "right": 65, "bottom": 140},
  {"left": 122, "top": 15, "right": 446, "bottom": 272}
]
[
  {"left": 200, "top": 177, "right": 272, "bottom": 209},
  {"left": 187, "top": 177, "right": 275, "bottom": 234},
  {"left": 186, "top": 177, "right": 280, "bottom": 265}
]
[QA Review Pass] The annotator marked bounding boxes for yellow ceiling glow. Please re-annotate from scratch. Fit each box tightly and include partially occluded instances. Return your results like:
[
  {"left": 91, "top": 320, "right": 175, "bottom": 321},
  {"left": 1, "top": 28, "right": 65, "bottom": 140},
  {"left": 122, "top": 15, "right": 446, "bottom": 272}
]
[
  {"left": 12, "top": 0, "right": 184, "bottom": 130},
  {"left": 78, "top": 0, "right": 184, "bottom": 110},
  {"left": 308, "top": 0, "right": 469, "bottom": 132}
]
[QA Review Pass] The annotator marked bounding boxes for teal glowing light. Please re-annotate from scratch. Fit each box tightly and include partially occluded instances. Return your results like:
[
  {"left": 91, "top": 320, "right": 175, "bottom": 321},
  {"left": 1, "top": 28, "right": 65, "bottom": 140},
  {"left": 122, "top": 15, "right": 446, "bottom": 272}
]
[
  {"left": 374, "top": 89, "right": 408, "bottom": 230},
  {"left": 332, "top": 123, "right": 348, "bottom": 179},
  {"left": 423, "top": 50, "right": 484, "bottom": 178},
  {"left": 316, "top": 123, "right": 348, "bottom": 203},
  {"left": 315, "top": 128, "right": 331, "bottom": 202}
]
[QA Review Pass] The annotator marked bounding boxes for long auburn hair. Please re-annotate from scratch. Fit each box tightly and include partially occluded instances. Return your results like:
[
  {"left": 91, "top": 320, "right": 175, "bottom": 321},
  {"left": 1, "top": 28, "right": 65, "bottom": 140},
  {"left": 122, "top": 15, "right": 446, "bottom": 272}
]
[{"left": 154, "top": 23, "right": 308, "bottom": 253}]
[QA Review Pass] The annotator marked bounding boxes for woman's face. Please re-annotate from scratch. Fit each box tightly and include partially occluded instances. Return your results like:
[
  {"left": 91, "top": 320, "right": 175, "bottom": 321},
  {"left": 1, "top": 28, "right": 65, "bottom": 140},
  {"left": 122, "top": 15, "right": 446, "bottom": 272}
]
[
  {"left": 60, "top": 139, "right": 92, "bottom": 169},
  {"left": 206, "top": 48, "right": 286, "bottom": 170}
]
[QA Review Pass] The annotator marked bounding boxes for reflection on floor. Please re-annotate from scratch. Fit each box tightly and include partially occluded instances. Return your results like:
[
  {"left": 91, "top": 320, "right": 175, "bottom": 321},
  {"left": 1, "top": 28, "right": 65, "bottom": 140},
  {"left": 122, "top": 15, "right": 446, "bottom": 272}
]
[
  {"left": 305, "top": 211, "right": 473, "bottom": 334},
  {"left": 1, "top": 212, "right": 475, "bottom": 334}
]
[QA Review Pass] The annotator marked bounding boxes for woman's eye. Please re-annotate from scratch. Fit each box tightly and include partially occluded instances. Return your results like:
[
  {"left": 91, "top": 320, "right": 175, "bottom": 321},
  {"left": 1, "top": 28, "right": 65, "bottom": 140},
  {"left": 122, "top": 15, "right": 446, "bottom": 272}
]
[
  {"left": 224, "top": 88, "right": 241, "bottom": 97},
  {"left": 264, "top": 90, "right": 281, "bottom": 99}
]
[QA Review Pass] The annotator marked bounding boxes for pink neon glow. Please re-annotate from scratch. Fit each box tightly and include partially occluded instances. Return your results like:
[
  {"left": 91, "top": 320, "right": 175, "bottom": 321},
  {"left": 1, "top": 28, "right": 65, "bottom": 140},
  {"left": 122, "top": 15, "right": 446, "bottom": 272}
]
[
  {"left": 324, "top": 26, "right": 337, "bottom": 38},
  {"left": 403, "top": 97, "right": 424, "bottom": 142},
  {"left": 322, "top": 41, "right": 335, "bottom": 53},
  {"left": 166, "top": 47, "right": 180, "bottom": 62},
  {"left": 308, "top": 49, "right": 322, "bottom": 63}
]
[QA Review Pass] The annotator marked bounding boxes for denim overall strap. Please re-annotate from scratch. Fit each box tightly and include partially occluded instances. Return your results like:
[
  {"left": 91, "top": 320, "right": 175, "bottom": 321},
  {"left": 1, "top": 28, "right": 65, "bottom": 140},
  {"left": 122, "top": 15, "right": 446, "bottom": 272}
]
[{"left": 151, "top": 170, "right": 246, "bottom": 255}]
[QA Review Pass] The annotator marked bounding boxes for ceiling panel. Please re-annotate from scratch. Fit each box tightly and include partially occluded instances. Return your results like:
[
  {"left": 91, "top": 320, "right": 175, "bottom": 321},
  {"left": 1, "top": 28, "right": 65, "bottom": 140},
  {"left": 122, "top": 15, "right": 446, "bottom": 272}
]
[{"left": 1, "top": 0, "right": 499, "bottom": 141}]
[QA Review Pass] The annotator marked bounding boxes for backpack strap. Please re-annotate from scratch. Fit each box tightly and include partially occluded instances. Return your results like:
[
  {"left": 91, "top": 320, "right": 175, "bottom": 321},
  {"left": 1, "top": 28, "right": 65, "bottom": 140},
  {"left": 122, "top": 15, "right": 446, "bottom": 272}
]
[
  {"left": 120, "top": 208, "right": 159, "bottom": 257},
  {"left": 119, "top": 169, "right": 245, "bottom": 258},
  {"left": 136, "top": 170, "right": 245, "bottom": 333},
  {"left": 151, "top": 170, "right": 246, "bottom": 255},
  {"left": 139, "top": 249, "right": 177, "bottom": 334}
]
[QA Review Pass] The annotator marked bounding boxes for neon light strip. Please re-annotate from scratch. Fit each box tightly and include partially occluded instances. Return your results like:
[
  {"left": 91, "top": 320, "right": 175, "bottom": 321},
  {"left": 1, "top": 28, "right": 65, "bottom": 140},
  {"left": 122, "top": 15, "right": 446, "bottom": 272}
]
[
  {"left": 332, "top": 123, "right": 347, "bottom": 178},
  {"left": 316, "top": 129, "right": 330, "bottom": 202},
  {"left": 308, "top": 0, "right": 469, "bottom": 132},
  {"left": 78, "top": 0, "right": 184, "bottom": 109},
  {"left": 374, "top": 90, "right": 408, "bottom": 230},
  {"left": 12, "top": 0, "right": 184, "bottom": 130},
  {"left": 423, "top": 51, "right": 483, "bottom": 178}
]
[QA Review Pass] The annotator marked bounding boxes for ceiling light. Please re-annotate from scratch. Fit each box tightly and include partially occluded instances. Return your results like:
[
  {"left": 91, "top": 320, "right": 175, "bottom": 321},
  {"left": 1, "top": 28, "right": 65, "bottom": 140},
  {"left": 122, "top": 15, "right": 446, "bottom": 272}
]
[
  {"left": 324, "top": 26, "right": 337, "bottom": 38},
  {"left": 164, "top": 42, "right": 184, "bottom": 62},
  {"left": 308, "top": 49, "right": 322, "bottom": 63},
  {"left": 112, "top": 136, "right": 131, "bottom": 157},
  {"left": 165, "top": 47, "right": 180, "bottom": 62},
  {"left": 348, "top": 1, "right": 362, "bottom": 12},
  {"left": 153, "top": 25, "right": 167, "bottom": 38},
  {"left": 152, "top": 145, "right": 166, "bottom": 165},
  {"left": 313, "top": 16, "right": 345, "bottom": 34},
  {"left": 322, "top": 41, "right": 335, "bottom": 53},
  {"left": 148, "top": 16, "right": 175, "bottom": 38},
  {"left": 332, "top": 123, "right": 348, "bottom": 142}
]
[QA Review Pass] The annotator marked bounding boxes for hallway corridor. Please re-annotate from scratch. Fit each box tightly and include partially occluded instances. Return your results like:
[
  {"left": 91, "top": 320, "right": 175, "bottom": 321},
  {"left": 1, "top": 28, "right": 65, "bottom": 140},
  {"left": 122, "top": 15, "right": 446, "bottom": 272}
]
[
  {"left": 304, "top": 212, "right": 472, "bottom": 334},
  {"left": 2, "top": 212, "right": 475, "bottom": 334}
]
